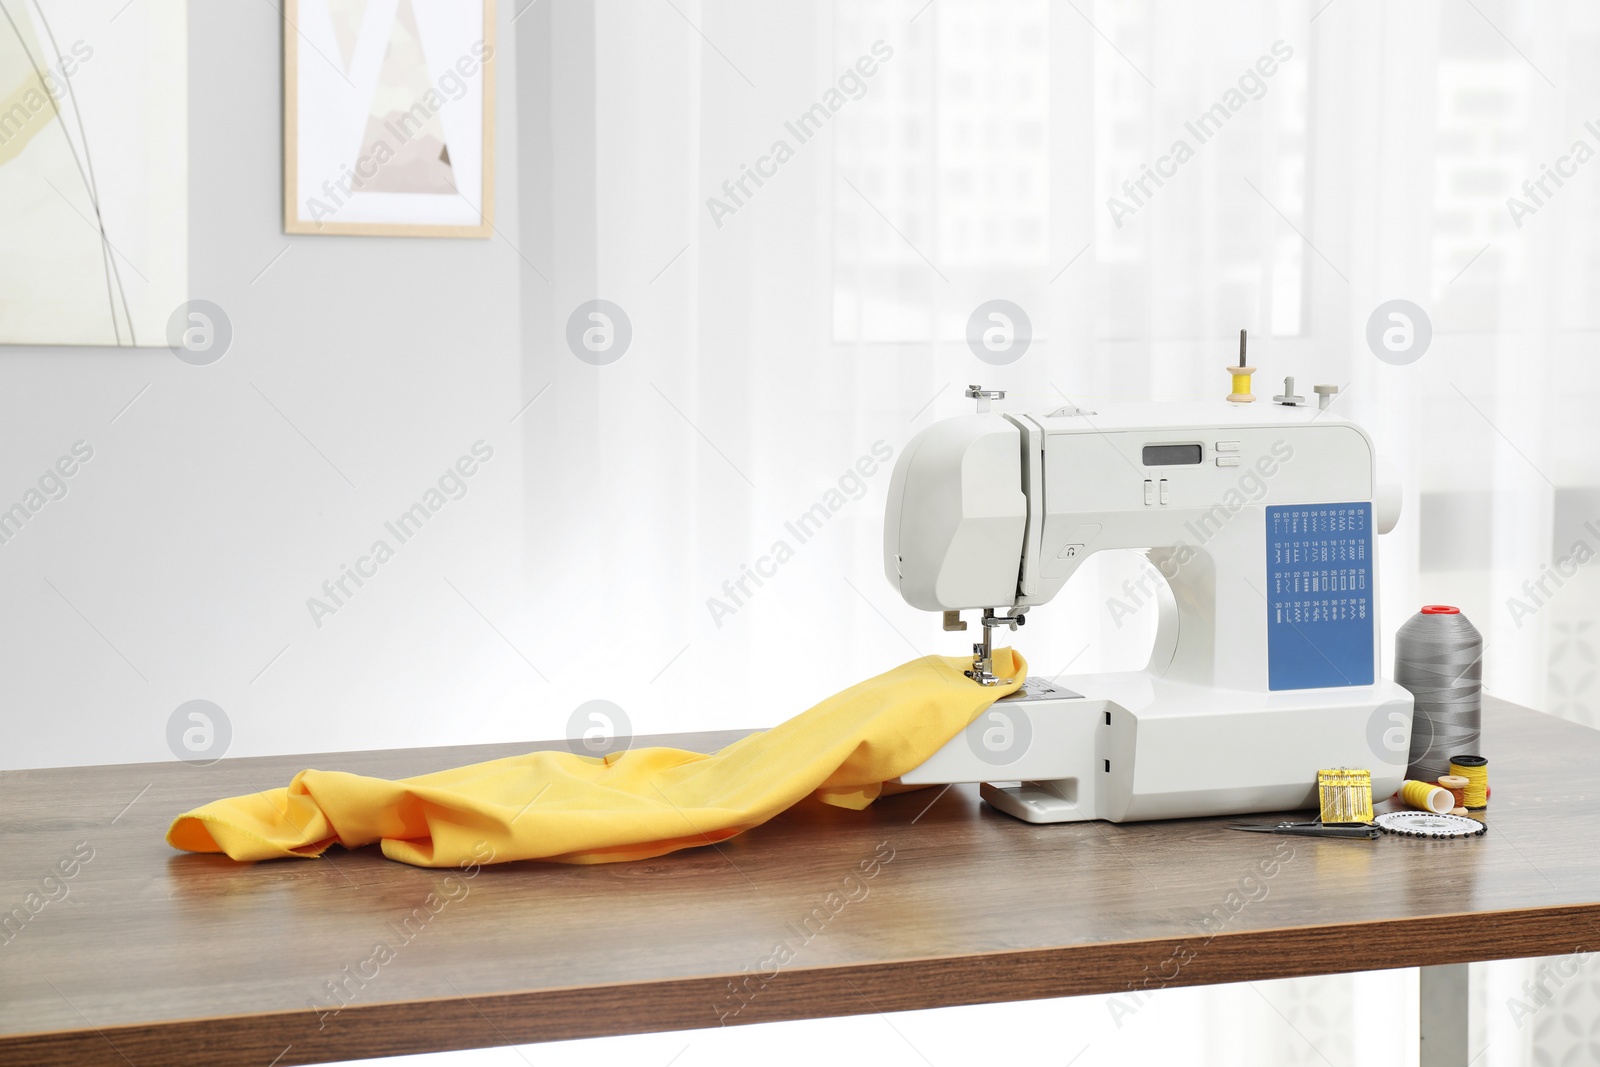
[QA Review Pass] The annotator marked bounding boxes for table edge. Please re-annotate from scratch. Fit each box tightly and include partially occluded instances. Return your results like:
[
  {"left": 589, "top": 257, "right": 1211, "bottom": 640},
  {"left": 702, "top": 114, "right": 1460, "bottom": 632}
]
[{"left": 10, "top": 900, "right": 1600, "bottom": 1067}]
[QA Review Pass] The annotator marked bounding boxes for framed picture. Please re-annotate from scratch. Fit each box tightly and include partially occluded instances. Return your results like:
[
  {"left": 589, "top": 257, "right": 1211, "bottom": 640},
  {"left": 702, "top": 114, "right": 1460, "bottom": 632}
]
[
  {"left": 283, "top": 0, "right": 494, "bottom": 237},
  {"left": 0, "top": 0, "right": 187, "bottom": 346}
]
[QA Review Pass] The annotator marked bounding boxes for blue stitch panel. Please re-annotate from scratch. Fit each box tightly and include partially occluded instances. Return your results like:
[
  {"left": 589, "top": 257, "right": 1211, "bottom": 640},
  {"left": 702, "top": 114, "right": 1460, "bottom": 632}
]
[{"left": 1265, "top": 503, "right": 1375, "bottom": 690}]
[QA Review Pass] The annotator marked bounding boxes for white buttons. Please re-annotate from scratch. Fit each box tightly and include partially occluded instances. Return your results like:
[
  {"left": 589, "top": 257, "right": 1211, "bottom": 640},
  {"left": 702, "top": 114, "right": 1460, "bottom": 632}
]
[
  {"left": 1158, "top": 478, "right": 1170, "bottom": 504},
  {"left": 1216, "top": 456, "right": 1241, "bottom": 467},
  {"left": 1216, "top": 440, "right": 1240, "bottom": 452},
  {"left": 1143, "top": 479, "right": 1155, "bottom": 505}
]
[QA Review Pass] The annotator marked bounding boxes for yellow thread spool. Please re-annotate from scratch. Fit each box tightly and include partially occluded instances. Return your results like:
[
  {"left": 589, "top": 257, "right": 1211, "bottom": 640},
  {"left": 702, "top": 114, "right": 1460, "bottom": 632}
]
[
  {"left": 1227, "top": 366, "right": 1257, "bottom": 403},
  {"left": 1400, "top": 779, "right": 1454, "bottom": 814},
  {"left": 1449, "top": 756, "right": 1488, "bottom": 810},
  {"left": 1227, "top": 329, "right": 1257, "bottom": 403}
]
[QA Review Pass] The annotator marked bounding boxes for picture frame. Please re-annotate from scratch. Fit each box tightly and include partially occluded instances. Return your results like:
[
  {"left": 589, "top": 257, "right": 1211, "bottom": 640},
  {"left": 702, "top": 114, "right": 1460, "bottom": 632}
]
[
  {"left": 283, "top": 0, "right": 495, "bottom": 238},
  {"left": 0, "top": 0, "right": 187, "bottom": 346}
]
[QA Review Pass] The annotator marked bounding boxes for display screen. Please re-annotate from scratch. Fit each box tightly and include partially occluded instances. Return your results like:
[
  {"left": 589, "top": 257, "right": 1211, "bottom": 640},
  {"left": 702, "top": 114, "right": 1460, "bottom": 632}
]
[{"left": 1142, "top": 443, "right": 1202, "bottom": 466}]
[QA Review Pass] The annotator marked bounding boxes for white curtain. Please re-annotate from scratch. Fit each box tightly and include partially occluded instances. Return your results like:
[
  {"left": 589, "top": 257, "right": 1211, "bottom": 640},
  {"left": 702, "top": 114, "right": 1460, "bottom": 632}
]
[
  {"left": 523, "top": 0, "right": 1598, "bottom": 734},
  {"left": 507, "top": 0, "right": 1599, "bottom": 1063}
]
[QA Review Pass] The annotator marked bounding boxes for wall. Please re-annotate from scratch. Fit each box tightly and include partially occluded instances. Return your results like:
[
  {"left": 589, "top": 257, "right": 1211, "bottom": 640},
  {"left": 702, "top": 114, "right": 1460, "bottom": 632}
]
[{"left": 2, "top": 2, "right": 525, "bottom": 769}]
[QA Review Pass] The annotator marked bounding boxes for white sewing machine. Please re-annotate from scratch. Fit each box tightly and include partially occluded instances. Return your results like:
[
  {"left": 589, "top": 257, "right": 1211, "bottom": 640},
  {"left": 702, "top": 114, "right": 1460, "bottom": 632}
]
[{"left": 884, "top": 387, "right": 1414, "bottom": 823}]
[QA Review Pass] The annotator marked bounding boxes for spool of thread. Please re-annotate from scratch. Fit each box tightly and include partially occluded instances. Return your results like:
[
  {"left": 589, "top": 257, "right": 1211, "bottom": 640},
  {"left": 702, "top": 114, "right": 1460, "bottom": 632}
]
[
  {"left": 1449, "top": 755, "right": 1488, "bottom": 810},
  {"left": 1438, "top": 774, "right": 1469, "bottom": 810},
  {"left": 1226, "top": 329, "right": 1256, "bottom": 403},
  {"left": 1400, "top": 779, "right": 1455, "bottom": 814},
  {"left": 1395, "top": 606, "right": 1482, "bottom": 782}
]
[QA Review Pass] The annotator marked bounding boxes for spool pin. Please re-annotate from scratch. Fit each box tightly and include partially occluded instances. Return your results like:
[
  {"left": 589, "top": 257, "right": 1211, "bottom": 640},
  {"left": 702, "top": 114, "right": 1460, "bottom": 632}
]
[{"left": 1227, "top": 329, "right": 1256, "bottom": 403}]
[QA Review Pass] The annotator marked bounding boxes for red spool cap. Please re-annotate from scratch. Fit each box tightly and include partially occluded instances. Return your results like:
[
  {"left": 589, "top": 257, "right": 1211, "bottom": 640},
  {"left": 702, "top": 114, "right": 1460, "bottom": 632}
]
[{"left": 1420, "top": 605, "right": 1461, "bottom": 614}]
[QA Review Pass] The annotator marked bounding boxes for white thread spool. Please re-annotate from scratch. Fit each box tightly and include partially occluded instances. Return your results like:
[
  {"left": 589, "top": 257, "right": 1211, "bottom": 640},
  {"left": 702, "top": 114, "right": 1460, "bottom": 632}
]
[{"left": 1395, "top": 606, "right": 1482, "bottom": 783}]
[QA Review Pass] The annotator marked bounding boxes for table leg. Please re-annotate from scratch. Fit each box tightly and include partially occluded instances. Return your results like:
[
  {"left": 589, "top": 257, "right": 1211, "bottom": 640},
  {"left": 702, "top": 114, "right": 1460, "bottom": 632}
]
[{"left": 1419, "top": 963, "right": 1469, "bottom": 1066}]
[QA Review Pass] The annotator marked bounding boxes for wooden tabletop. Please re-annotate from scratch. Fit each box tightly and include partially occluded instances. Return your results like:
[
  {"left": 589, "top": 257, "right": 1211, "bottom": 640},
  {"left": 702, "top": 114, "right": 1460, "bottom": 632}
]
[{"left": 3, "top": 696, "right": 1597, "bottom": 1066}]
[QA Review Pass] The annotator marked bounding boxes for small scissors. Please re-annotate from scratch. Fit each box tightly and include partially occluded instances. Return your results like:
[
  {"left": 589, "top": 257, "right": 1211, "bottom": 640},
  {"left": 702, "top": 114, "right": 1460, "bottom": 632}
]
[{"left": 1229, "top": 820, "right": 1380, "bottom": 840}]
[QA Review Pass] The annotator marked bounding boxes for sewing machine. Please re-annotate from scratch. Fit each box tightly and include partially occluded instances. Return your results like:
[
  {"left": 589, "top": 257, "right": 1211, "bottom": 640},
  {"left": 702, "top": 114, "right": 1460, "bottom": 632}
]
[{"left": 884, "top": 389, "right": 1413, "bottom": 823}]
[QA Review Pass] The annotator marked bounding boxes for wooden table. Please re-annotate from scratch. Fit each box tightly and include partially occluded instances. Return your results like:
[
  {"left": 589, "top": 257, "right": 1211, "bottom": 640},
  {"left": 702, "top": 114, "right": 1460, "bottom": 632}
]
[{"left": 3, "top": 696, "right": 1597, "bottom": 1066}]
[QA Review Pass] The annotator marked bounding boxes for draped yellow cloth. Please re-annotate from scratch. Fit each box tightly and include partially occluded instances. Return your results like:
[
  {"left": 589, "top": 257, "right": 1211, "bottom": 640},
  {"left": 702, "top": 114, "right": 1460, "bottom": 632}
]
[{"left": 167, "top": 649, "right": 1025, "bottom": 867}]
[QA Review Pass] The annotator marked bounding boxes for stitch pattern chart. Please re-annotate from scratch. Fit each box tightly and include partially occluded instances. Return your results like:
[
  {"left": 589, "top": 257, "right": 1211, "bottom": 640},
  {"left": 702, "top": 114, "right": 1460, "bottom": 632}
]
[{"left": 1266, "top": 502, "right": 1376, "bottom": 689}]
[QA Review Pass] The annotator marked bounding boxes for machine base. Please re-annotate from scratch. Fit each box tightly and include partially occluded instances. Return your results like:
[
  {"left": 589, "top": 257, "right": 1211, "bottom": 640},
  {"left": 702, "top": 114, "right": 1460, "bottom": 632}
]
[
  {"left": 980, "top": 780, "right": 1090, "bottom": 823},
  {"left": 900, "top": 670, "right": 1415, "bottom": 825}
]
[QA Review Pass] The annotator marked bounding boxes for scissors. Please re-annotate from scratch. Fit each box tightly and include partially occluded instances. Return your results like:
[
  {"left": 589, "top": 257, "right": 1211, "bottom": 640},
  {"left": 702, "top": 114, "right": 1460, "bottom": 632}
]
[{"left": 1229, "top": 820, "right": 1380, "bottom": 840}]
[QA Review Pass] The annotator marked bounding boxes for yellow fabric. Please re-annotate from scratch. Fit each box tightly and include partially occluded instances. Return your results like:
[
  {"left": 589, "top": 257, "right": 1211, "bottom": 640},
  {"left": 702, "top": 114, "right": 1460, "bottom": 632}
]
[{"left": 167, "top": 649, "right": 1025, "bottom": 867}]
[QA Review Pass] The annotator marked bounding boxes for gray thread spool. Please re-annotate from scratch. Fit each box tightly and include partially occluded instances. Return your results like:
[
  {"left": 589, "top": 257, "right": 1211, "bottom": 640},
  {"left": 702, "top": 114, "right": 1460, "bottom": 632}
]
[{"left": 1394, "top": 606, "right": 1483, "bottom": 782}]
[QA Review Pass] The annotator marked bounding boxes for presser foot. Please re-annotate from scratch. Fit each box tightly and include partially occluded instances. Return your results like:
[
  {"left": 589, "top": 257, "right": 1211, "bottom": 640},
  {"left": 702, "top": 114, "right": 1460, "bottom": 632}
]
[
  {"left": 962, "top": 608, "right": 1026, "bottom": 686},
  {"left": 964, "top": 644, "right": 1011, "bottom": 687}
]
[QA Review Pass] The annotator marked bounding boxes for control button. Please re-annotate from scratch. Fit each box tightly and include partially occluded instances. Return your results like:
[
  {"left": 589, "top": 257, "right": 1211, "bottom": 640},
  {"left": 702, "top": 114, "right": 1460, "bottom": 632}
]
[
  {"left": 1055, "top": 543, "right": 1085, "bottom": 560},
  {"left": 1143, "top": 479, "right": 1155, "bottom": 505},
  {"left": 1216, "top": 456, "right": 1242, "bottom": 467},
  {"left": 1158, "top": 479, "right": 1170, "bottom": 505},
  {"left": 1216, "top": 440, "right": 1240, "bottom": 452}
]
